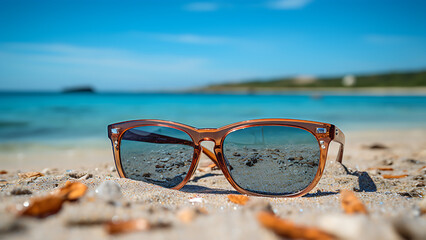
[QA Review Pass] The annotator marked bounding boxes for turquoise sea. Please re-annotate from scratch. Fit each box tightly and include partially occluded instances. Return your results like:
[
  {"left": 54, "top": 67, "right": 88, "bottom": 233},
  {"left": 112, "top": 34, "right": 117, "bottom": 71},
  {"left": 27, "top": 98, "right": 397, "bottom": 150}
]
[{"left": 1, "top": 92, "right": 426, "bottom": 147}]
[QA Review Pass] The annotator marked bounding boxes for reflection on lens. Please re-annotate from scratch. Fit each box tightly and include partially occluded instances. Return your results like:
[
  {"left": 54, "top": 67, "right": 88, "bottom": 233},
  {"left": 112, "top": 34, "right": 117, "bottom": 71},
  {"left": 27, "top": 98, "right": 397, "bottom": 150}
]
[
  {"left": 223, "top": 126, "right": 320, "bottom": 195},
  {"left": 120, "top": 126, "right": 194, "bottom": 188}
]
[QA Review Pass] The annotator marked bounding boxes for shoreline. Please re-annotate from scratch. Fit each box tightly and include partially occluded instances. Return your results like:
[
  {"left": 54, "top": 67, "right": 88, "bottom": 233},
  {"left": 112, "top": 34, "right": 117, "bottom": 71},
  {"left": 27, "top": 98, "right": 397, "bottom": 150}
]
[
  {"left": 2, "top": 87, "right": 426, "bottom": 96},
  {"left": 187, "top": 87, "right": 426, "bottom": 96}
]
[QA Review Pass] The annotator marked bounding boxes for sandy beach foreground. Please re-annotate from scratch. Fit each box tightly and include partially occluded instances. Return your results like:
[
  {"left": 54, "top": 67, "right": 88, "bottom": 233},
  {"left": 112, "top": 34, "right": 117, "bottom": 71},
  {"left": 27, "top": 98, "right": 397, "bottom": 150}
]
[{"left": 0, "top": 129, "right": 425, "bottom": 239}]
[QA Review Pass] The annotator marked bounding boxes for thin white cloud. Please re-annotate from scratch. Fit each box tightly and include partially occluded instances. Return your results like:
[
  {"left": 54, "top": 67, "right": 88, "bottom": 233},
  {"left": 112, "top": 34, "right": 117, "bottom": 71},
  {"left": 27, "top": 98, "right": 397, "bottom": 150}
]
[
  {"left": 184, "top": 2, "right": 219, "bottom": 12},
  {"left": 150, "top": 33, "right": 231, "bottom": 45},
  {"left": 1, "top": 42, "right": 206, "bottom": 71},
  {"left": 267, "top": 0, "right": 313, "bottom": 10},
  {"left": 0, "top": 43, "right": 211, "bottom": 90},
  {"left": 0, "top": 42, "right": 260, "bottom": 91},
  {"left": 122, "top": 31, "right": 241, "bottom": 45}
]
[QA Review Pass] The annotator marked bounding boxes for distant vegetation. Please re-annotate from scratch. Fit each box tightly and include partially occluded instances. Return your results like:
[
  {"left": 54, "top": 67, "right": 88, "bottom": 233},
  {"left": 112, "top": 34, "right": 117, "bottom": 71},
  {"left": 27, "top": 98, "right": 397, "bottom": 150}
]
[
  {"left": 62, "top": 86, "right": 95, "bottom": 93},
  {"left": 202, "top": 70, "right": 426, "bottom": 91}
]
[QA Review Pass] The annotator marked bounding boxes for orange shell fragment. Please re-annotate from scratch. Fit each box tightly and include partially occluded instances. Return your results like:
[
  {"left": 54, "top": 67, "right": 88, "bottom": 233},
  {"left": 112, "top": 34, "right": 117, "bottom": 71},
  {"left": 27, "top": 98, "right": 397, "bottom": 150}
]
[
  {"left": 382, "top": 174, "right": 408, "bottom": 179},
  {"left": 20, "top": 195, "right": 65, "bottom": 218},
  {"left": 55, "top": 181, "right": 88, "bottom": 201},
  {"left": 105, "top": 219, "right": 151, "bottom": 235},
  {"left": 18, "top": 172, "right": 44, "bottom": 179},
  {"left": 19, "top": 181, "right": 88, "bottom": 218},
  {"left": 228, "top": 194, "right": 250, "bottom": 205},
  {"left": 257, "top": 211, "right": 335, "bottom": 240},
  {"left": 367, "top": 167, "right": 394, "bottom": 171},
  {"left": 340, "top": 190, "right": 368, "bottom": 215}
]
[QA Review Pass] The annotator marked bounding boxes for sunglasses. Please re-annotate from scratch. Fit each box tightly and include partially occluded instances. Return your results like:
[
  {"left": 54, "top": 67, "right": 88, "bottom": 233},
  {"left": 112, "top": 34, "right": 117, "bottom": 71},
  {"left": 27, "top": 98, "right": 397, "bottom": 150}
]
[{"left": 108, "top": 119, "right": 345, "bottom": 197}]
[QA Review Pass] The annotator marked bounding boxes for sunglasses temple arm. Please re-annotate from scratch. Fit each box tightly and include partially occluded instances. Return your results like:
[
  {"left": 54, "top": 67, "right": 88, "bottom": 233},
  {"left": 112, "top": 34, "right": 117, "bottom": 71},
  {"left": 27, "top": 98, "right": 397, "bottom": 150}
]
[
  {"left": 333, "top": 126, "right": 345, "bottom": 163},
  {"left": 121, "top": 129, "right": 219, "bottom": 164},
  {"left": 201, "top": 146, "right": 219, "bottom": 166}
]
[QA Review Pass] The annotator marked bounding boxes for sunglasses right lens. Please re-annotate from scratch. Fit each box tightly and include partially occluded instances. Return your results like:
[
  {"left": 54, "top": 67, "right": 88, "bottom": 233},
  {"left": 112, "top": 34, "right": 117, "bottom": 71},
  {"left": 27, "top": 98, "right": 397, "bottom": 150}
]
[
  {"left": 223, "top": 126, "right": 320, "bottom": 195},
  {"left": 119, "top": 126, "right": 194, "bottom": 188}
]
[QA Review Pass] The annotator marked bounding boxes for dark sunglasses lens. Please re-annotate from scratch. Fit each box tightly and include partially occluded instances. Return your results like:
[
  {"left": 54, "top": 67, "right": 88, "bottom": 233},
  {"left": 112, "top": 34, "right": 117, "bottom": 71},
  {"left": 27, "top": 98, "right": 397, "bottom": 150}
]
[
  {"left": 119, "top": 126, "right": 194, "bottom": 188},
  {"left": 223, "top": 126, "right": 320, "bottom": 195}
]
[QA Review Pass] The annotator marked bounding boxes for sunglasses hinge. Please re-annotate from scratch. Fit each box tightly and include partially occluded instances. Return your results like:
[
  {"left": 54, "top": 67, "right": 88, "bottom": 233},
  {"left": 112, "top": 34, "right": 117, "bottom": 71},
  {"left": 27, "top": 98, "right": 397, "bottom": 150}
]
[
  {"left": 316, "top": 127, "right": 327, "bottom": 134},
  {"left": 111, "top": 128, "right": 119, "bottom": 134}
]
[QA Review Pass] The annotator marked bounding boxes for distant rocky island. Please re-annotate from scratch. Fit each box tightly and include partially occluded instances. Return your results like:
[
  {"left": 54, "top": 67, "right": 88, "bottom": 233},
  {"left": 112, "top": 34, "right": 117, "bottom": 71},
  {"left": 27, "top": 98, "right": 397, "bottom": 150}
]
[
  {"left": 62, "top": 86, "right": 95, "bottom": 93},
  {"left": 199, "top": 69, "right": 426, "bottom": 92}
]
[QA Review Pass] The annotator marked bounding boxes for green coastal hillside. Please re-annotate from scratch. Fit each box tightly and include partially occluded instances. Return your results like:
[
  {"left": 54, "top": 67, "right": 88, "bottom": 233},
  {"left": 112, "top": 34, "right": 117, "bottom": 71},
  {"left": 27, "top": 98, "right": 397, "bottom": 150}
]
[{"left": 203, "top": 70, "right": 426, "bottom": 91}]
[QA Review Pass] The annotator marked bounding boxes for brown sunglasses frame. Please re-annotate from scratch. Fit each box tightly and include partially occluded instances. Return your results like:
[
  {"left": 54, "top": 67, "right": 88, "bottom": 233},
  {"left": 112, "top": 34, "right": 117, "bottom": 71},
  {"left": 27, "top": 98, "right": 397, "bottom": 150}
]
[{"left": 108, "top": 119, "right": 345, "bottom": 197}]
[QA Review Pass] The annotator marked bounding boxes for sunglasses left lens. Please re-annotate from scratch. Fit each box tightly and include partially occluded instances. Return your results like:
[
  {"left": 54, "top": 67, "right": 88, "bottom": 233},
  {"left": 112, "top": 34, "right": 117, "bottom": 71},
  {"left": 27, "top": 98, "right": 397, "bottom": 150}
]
[{"left": 119, "top": 126, "right": 194, "bottom": 188}]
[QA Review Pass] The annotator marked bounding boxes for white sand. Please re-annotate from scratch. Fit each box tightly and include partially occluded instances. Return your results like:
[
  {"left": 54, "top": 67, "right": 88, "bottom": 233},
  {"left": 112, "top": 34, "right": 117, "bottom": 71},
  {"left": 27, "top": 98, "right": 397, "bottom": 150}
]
[{"left": 0, "top": 129, "right": 425, "bottom": 239}]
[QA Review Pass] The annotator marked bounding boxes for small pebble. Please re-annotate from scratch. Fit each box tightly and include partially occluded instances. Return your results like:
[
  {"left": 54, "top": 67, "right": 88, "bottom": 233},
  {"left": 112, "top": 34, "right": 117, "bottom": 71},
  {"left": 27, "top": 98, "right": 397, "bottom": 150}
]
[
  {"left": 41, "top": 168, "right": 53, "bottom": 175},
  {"left": 383, "top": 159, "right": 394, "bottom": 166},
  {"left": 368, "top": 144, "right": 388, "bottom": 150},
  {"left": 67, "top": 172, "right": 92, "bottom": 179},
  {"left": 78, "top": 173, "right": 93, "bottom": 180},
  {"left": 10, "top": 188, "right": 32, "bottom": 195},
  {"left": 413, "top": 175, "right": 424, "bottom": 181},
  {"left": 398, "top": 189, "right": 423, "bottom": 198},
  {"left": 405, "top": 159, "right": 420, "bottom": 164},
  {"left": 95, "top": 180, "right": 122, "bottom": 202},
  {"left": 245, "top": 198, "right": 273, "bottom": 213}
]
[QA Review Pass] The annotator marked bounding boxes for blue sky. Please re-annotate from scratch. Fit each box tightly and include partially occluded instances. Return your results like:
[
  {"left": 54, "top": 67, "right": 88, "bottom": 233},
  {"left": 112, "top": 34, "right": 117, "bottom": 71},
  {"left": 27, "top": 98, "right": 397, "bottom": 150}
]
[{"left": 1, "top": 0, "right": 426, "bottom": 91}]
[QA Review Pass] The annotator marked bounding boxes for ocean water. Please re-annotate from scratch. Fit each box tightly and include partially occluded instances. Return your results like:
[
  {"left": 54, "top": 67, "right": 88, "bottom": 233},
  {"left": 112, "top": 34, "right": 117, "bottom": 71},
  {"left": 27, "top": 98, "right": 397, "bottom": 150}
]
[{"left": 1, "top": 92, "right": 426, "bottom": 147}]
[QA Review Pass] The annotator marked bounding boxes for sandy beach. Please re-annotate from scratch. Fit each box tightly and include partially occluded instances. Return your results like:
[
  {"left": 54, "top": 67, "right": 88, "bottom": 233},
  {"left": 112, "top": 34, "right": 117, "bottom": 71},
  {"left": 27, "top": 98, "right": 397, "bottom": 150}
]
[
  {"left": 2, "top": 0, "right": 426, "bottom": 238},
  {"left": 0, "top": 129, "right": 425, "bottom": 239}
]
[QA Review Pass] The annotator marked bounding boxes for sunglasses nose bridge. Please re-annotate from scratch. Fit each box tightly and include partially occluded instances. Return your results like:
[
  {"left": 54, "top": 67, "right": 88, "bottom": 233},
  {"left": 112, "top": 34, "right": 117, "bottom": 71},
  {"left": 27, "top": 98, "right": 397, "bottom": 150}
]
[
  {"left": 196, "top": 128, "right": 222, "bottom": 146},
  {"left": 197, "top": 137, "right": 218, "bottom": 145}
]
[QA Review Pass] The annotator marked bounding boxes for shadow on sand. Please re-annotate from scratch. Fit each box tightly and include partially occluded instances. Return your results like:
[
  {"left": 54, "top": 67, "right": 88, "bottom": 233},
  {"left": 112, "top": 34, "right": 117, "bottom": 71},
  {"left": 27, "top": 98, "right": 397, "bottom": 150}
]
[
  {"left": 180, "top": 163, "right": 377, "bottom": 196},
  {"left": 180, "top": 184, "right": 239, "bottom": 195},
  {"left": 342, "top": 164, "right": 377, "bottom": 192}
]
